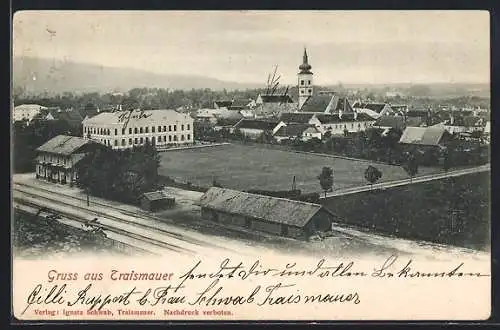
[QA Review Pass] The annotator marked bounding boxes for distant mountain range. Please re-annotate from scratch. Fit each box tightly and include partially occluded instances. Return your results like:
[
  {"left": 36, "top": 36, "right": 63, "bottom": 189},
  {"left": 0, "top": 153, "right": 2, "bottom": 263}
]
[
  {"left": 13, "top": 56, "right": 263, "bottom": 95},
  {"left": 13, "top": 56, "right": 490, "bottom": 97}
]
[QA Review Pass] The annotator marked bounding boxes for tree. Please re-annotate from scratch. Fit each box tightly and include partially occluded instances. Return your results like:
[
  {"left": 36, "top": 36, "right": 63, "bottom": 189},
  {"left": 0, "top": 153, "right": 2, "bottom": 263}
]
[
  {"left": 317, "top": 166, "right": 334, "bottom": 198},
  {"left": 364, "top": 165, "right": 382, "bottom": 190},
  {"left": 402, "top": 153, "right": 419, "bottom": 183}
]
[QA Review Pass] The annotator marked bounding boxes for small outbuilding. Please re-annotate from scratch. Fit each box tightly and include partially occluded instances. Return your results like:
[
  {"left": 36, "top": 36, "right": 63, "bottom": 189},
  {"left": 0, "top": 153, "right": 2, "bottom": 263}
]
[
  {"left": 198, "top": 187, "right": 337, "bottom": 240},
  {"left": 140, "top": 191, "right": 175, "bottom": 212}
]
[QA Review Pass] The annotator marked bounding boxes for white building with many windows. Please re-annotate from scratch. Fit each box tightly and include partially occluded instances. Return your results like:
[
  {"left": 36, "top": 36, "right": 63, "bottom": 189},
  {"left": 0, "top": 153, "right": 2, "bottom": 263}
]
[{"left": 82, "top": 109, "right": 194, "bottom": 149}]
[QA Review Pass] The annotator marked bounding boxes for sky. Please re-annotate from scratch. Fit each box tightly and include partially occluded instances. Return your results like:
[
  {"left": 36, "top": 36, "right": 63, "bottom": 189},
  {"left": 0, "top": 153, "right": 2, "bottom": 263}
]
[{"left": 13, "top": 11, "right": 490, "bottom": 85}]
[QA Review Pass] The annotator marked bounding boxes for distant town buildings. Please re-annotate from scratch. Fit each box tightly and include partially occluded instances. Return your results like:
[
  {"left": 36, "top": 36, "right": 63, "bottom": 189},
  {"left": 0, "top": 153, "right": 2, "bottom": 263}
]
[
  {"left": 13, "top": 104, "right": 47, "bottom": 124},
  {"left": 82, "top": 109, "right": 194, "bottom": 149}
]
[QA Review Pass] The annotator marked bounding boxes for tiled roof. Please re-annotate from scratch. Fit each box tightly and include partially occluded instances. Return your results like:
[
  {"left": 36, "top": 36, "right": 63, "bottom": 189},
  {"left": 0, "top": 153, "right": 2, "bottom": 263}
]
[
  {"left": 199, "top": 187, "right": 329, "bottom": 228},
  {"left": 215, "top": 117, "right": 242, "bottom": 127},
  {"left": 234, "top": 119, "right": 279, "bottom": 130},
  {"left": 36, "top": 135, "right": 92, "bottom": 155},
  {"left": 300, "top": 94, "right": 354, "bottom": 114},
  {"left": 374, "top": 116, "right": 405, "bottom": 129},
  {"left": 142, "top": 191, "right": 169, "bottom": 201},
  {"left": 259, "top": 95, "right": 294, "bottom": 103},
  {"left": 231, "top": 99, "right": 252, "bottom": 108},
  {"left": 274, "top": 123, "right": 315, "bottom": 137},
  {"left": 399, "top": 126, "right": 446, "bottom": 146},
  {"left": 316, "top": 113, "right": 376, "bottom": 124},
  {"left": 215, "top": 101, "right": 233, "bottom": 108},
  {"left": 359, "top": 103, "right": 387, "bottom": 113},
  {"left": 279, "top": 112, "right": 316, "bottom": 124}
]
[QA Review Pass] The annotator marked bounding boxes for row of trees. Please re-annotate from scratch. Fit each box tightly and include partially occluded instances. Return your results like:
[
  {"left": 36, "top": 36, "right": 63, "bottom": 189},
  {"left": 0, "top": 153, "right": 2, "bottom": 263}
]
[
  {"left": 317, "top": 154, "right": 419, "bottom": 198},
  {"left": 77, "top": 142, "right": 160, "bottom": 204}
]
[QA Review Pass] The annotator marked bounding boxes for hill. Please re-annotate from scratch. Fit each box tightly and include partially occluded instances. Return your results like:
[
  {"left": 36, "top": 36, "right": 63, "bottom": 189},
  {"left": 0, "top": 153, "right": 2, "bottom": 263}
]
[{"left": 13, "top": 56, "right": 262, "bottom": 95}]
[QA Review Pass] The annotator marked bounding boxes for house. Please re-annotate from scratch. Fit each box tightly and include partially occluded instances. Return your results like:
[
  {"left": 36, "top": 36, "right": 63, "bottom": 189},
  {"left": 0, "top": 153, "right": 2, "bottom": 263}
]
[
  {"left": 13, "top": 104, "right": 47, "bottom": 124},
  {"left": 82, "top": 109, "right": 194, "bottom": 149},
  {"left": 198, "top": 187, "right": 336, "bottom": 240},
  {"left": 35, "top": 135, "right": 105, "bottom": 185},
  {"left": 140, "top": 191, "right": 175, "bottom": 212},
  {"left": 273, "top": 123, "right": 322, "bottom": 142},
  {"left": 255, "top": 94, "right": 297, "bottom": 116},
  {"left": 214, "top": 101, "right": 233, "bottom": 109},
  {"left": 390, "top": 104, "right": 409, "bottom": 115},
  {"left": 315, "top": 113, "right": 377, "bottom": 135},
  {"left": 44, "top": 108, "right": 85, "bottom": 129},
  {"left": 213, "top": 117, "right": 242, "bottom": 133},
  {"left": 233, "top": 119, "right": 280, "bottom": 139},
  {"left": 373, "top": 116, "right": 424, "bottom": 131},
  {"left": 353, "top": 102, "right": 394, "bottom": 118},
  {"left": 399, "top": 126, "right": 448, "bottom": 148}
]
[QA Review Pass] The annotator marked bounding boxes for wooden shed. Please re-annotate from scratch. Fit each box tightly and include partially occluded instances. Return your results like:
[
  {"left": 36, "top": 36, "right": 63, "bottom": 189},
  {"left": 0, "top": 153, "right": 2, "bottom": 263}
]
[
  {"left": 198, "top": 187, "right": 336, "bottom": 240},
  {"left": 140, "top": 191, "right": 175, "bottom": 212}
]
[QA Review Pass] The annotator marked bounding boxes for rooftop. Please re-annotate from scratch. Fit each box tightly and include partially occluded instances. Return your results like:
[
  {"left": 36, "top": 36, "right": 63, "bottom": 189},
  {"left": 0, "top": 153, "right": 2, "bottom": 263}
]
[
  {"left": 83, "top": 109, "right": 191, "bottom": 126},
  {"left": 234, "top": 119, "right": 280, "bottom": 131},
  {"left": 199, "top": 187, "right": 329, "bottom": 228},
  {"left": 399, "top": 126, "right": 447, "bottom": 146},
  {"left": 36, "top": 135, "right": 94, "bottom": 155}
]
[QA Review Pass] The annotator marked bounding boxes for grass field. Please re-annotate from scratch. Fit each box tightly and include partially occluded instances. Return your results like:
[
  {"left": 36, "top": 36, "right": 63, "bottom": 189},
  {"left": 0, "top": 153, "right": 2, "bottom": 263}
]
[{"left": 159, "top": 144, "right": 441, "bottom": 193}]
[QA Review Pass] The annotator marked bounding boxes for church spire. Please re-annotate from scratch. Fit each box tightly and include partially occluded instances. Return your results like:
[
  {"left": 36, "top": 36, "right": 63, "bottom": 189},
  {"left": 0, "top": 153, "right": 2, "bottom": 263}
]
[{"left": 299, "top": 47, "right": 312, "bottom": 74}]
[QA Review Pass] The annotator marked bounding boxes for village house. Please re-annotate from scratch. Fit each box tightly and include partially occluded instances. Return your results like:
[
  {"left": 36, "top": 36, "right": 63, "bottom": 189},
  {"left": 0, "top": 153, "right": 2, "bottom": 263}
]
[
  {"left": 353, "top": 102, "right": 394, "bottom": 118},
  {"left": 233, "top": 118, "right": 280, "bottom": 139},
  {"left": 273, "top": 123, "right": 322, "bottom": 142},
  {"left": 372, "top": 115, "right": 424, "bottom": 132},
  {"left": 198, "top": 187, "right": 336, "bottom": 240},
  {"left": 82, "top": 109, "right": 194, "bottom": 150},
  {"left": 399, "top": 126, "right": 449, "bottom": 154},
  {"left": 35, "top": 135, "right": 105, "bottom": 185},
  {"left": 213, "top": 117, "right": 242, "bottom": 133},
  {"left": 315, "top": 113, "right": 377, "bottom": 135},
  {"left": 277, "top": 112, "right": 321, "bottom": 127},
  {"left": 254, "top": 94, "right": 297, "bottom": 116}
]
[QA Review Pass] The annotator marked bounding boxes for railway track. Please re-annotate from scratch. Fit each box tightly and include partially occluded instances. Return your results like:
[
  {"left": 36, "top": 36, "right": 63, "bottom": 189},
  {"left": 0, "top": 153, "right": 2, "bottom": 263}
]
[
  {"left": 12, "top": 182, "right": 264, "bottom": 255},
  {"left": 13, "top": 197, "right": 195, "bottom": 256},
  {"left": 12, "top": 186, "right": 241, "bottom": 257}
]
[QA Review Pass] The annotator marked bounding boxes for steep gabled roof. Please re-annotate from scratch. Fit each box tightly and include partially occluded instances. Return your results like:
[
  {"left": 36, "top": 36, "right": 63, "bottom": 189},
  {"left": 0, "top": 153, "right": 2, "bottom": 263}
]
[
  {"left": 199, "top": 187, "right": 330, "bottom": 228},
  {"left": 279, "top": 112, "right": 316, "bottom": 124},
  {"left": 259, "top": 95, "right": 294, "bottom": 104},
  {"left": 274, "top": 123, "right": 315, "bottom": 137},
  {"left": 234, "top": 119, "right": 279, "bottom": 131}
]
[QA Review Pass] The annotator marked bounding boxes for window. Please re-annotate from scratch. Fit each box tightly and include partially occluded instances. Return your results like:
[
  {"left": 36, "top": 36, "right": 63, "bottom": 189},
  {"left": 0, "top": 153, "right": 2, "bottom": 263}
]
[
  {"left": 301, "top": 80, "right": 304, "bottom": 85},
  {"left": 114, "top": 140, "right": 118, "bottom": 146},
  {"left": 308, "top": 80, "right": 311, "bottom": 85},
  {"left": 145, "top": 127, "right": 148, "bottom": 133},
  {"left": 164, "top": 136, "right": 167, "bottom": 142},
  {"left": 140, "top": 127, "right": 143, "bottom": 133},
  {"left": 134, "top": 138, "right": 138, "bottom": 144},
  {"left": 146, "top": 137, "right": 149, "bottom": 143},
  {"left": 181, "top": 124, "right": 184, "bottom": 131},
  {"left": 358, "top": 123, "right": 361, "bottom": 128},
  {"left": 140, "top": 137, "right": 144, "bottom": 144},
  {"left": 163, "top": 125, "right": 167, "bottom": 131},
  {"left": 115, "top": 128, "right": 118, "bottom": 135},
  {"left": 169, "top": 135, "right": 172, "bottom": 142},
  {"left": 130, "top": 128, "right": 133, "bottom": 134},
  {"left": 181, "top": 135, "right": 185, "bottom": 141},
  {"left": 169, "top": 125, "right": 172, "bottom": 131},
  {"left": 152, "top": 126, "right": 155, "bottom": 133},
  {"left": 187, "top": 134, "right": 191, "bottom": 140},
  {"left": 107, "top": 129, "right": 110, "bottom": 135},
  {"left": 129, "top": 138, "right": 133, "bottom": 145},
  {"left": 122, "top": 128, "right": 126, "bottom": 135},
  {"left": 308, "top": 89, "right": 312, "bottom": 93},
  {"left": 174, "top": 135, "right": 178, "bottom": 141},
  {"left": 152, "top": 137, "right": 155, "bottom": 145},
  {"left": 187, "top": 124, "right": 190, "bottom": 130},
  {"left": 300, "top": 90, "right": 304, "bottom": 94},
  {"left": 174, "top": 125, "right": 177, "bottom": 132},
  {"left": 122, "top": 139, "right": 125, "bottom": 146},
  {"left": 351, "top": 123, "right": 354, "bottom": 129}
]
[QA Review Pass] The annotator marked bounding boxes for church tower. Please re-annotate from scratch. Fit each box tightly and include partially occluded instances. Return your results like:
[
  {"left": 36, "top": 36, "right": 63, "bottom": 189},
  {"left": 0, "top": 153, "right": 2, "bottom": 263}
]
[{"left": 298, "top": 47, "right": 314, "bottom": 109}]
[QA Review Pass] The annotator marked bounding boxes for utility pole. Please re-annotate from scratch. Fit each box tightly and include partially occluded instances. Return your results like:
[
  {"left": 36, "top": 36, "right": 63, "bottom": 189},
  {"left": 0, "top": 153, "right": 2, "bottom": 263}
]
[{"left": 86, "top": 189, "right": 90, "bottom": 207}]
